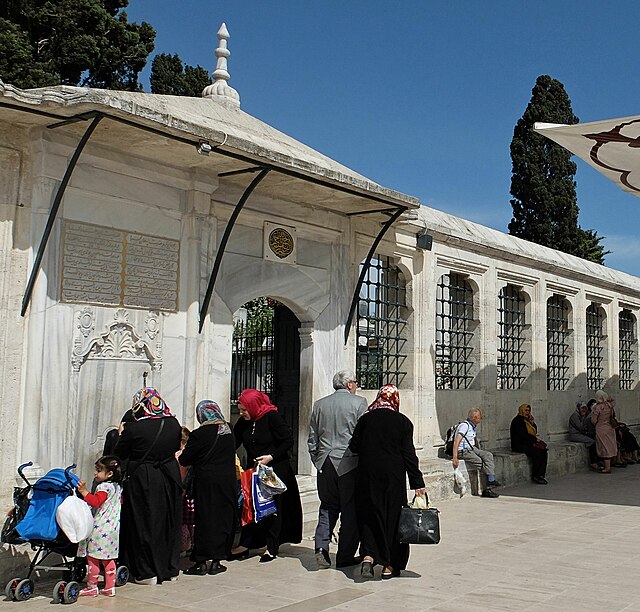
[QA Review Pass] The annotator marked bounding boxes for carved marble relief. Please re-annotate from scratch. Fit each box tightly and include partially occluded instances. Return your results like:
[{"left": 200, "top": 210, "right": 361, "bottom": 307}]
[
  {"left": 72, "top": 307, "right": 162, "bottom": 372},
  {"left": 61, "top": 220, "right": 179, "bottom": 311}
]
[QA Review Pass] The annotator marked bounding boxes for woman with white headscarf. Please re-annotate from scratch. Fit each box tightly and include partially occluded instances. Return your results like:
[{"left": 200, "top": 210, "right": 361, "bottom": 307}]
[{"left": 179, "top": 400, "right": 237, "bottom": 576}]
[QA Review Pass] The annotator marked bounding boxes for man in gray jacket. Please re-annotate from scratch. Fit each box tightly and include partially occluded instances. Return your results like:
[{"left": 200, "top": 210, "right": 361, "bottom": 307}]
[{"left": 308, "top": 370, "right": 368, "bottom": 569}]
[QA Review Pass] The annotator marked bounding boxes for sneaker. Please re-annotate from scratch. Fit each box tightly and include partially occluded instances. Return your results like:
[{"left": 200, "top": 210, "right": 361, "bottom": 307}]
[
  {"left": 532, "top": 476, "right": 548, "bottom": 484},
  {"left": 99, "top": 588, "right": 116, "bottom": 597},
  {"left": 481, "top": 489, "right": 499, "bottom": 498},
  {"left": 133, "top": 576, "right": 158, "bottom": 585},
  {"left": 315, "top": 548, "right": 331, "bottom": 569},
  {"left": 487, "top": 480, "right": 502, "bottom": 487},
  {"left": 79, "top": 585, "right": 98, "bottom": 597}
]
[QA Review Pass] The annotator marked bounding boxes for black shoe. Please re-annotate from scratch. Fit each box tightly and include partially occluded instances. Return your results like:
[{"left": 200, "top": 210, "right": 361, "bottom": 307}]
[
  {"left": 315, "top": 548, "right": 331, "bottom": 568},
  {"left": 360, "top": 560, "right": 374, "bottom": 579},
  {"left": 336, "top": 555, "right": 363, "bottom": 568},
  {"left": 208, "top": 561, "right": 227, "bottom": 575},
  {"left": 227, "top": 549, "right": 250, "bottom": 561},
  {"left": 259, "top": 552, "right": 276, "bottom": 563},
  {"left": 487, "top": 480, "right": 502, "bottom": 487},
  {"left": 481, "top": 489, "right": 499, "bottom": 498},
  {"left": 184, "top": 563, "right": 208, "bottom": 576},
  {"left": 532, "top": 476, "right": 548, "bottom": 484},
  {"left": 381, "top": 569, "right": 400, "bottom": 580}
]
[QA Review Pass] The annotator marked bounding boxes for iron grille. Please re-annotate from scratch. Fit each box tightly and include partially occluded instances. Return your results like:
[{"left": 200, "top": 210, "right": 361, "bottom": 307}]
[
  {"left": 586, "top": 303, "right": 604, "bottom": 390},
  {"left": 435, "top": 273, "right": 474, "bottom": 389},
  {"left": 497, "top": 284, "right": 526, "bottom": 390},
  {"left": 547, "top": 295, "right": 570, "bottom": 390},
  {"left": 231, "top": 298, "right": 275, "bottom": 407},
  {"left": 619, "top": 309, "right": 636, "bottom": 390},
  {"left": 356, "top": 255, "right": 407, "bottom": 389}
]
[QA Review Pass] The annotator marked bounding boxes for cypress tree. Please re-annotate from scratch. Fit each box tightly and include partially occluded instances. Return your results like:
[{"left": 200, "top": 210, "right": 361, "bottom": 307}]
[{"left": 150, "top": 53, "right": 211, "bottom": 97}]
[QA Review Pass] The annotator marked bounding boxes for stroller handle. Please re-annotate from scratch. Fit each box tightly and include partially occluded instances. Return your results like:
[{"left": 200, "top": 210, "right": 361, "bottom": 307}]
[
  {"left": 64, "top": 464, "right": 77, "bottom": 486},
  {"left": 17, "top": 462, "right": 33, "bottom": 486}
]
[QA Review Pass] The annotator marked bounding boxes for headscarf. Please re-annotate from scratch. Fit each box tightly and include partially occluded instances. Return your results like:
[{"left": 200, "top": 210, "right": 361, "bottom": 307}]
[
  {"left": 518, "top": 403, "right": 537, "bottom": 437},
  {"left": 132, "top": 387, "right": 172, "bottom": 420},
  {"left": 237, "top": 389, "right": 278, "bottom": 421},
  {"left": 576, "top": 401, "right": 587, "bottom": 415},
  {"left": 368, "top": 384, "right": 400, "bottom": 412},
  {"left": 595, "top": 389, "right": 608, "bottom": 404},
  {"left": 195, "top": 399, "right": 231, "bottom": 435}
]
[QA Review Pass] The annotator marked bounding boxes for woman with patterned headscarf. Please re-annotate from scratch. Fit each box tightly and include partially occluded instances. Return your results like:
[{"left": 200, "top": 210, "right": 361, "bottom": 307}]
[
  {"left": 510, "top": 403, "right": 549, "bottom": 484},
  {"left": 178, "top": 400, "right": 237, "bottom": 576},
  {"left": 114, "top": 387, "right": 182, "bottom": 585},
  {"left": 229, "top": 389, "right": 302, "bottom": 563},
  {"left": 348, "top": 385, "right": 426, "bottom": 580}
]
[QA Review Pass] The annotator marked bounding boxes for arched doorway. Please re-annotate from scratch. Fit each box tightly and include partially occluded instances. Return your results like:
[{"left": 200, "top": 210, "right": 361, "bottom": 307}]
[{"left": 231, "top": 298, "right": 301, "bottom": 470}]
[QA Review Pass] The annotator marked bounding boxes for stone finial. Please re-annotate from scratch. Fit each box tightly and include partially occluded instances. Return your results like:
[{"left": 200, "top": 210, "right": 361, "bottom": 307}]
[{"left": 202, "top": 22, "right": 240, "bottom": 107}]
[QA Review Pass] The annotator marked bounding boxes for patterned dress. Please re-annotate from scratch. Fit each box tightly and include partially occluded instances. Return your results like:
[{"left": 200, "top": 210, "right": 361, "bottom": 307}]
[{"left": 78, "top": 482, "right": 122, "bottom": 560}]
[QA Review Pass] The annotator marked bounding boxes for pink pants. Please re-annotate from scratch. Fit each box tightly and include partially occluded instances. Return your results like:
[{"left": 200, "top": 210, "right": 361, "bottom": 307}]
[{"left": 86, "top": 556, "right": 116, "bottom": 590}]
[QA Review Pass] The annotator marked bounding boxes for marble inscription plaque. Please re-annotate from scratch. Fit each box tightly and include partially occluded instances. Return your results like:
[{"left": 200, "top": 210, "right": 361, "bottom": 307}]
[{"left": 61, "top": 220, "right": 179, "bottom": 311}]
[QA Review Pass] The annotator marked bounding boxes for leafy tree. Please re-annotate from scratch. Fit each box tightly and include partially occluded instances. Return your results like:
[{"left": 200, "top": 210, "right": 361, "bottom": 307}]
[
  {"left": 0, "top": 0, "right": 155, "bottom": 90},
  {"left": 509, "top": 74, "right": 608, "bottom": 264},
  {"left": 150, "top": 53, "right": 211, "bottom": 97}
]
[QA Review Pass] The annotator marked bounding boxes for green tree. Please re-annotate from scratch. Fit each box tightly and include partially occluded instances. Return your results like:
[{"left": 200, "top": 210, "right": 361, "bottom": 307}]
[
  {"left": 0, "top": 0, "right": 155, "bottom": 90},
  {"left": 508, "top": 74, "right": 608, "bottom": 264},
  {"left": 150, "top": 53, "right": 211, "bottom": 97}
]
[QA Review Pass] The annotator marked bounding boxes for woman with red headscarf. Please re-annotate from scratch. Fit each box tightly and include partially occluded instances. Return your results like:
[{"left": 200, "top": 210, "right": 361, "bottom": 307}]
[
  {"left": 349, "top": 385, "right": 426, "bottom": 580},
  {"left": 229, "top": 389, "right": 302, "bottom": 562}
]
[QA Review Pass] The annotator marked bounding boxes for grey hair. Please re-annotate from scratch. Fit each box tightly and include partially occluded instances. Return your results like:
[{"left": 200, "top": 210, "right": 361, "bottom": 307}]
[
  {"left": 333, "top": 370, "right": 356, "bottom": 390},
  {"left": 468, "top": 407, "right": 482, "bottom": 419}
]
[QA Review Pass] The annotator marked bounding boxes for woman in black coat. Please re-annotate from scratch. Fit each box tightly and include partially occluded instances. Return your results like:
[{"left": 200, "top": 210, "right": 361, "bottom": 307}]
[
  {"left": 179, "top": 400, "right": 237, "bottom": 576},
  {"left": 349, "top": 385, "right": 426, "bottom": 580},
  {"left": 114, "top": 387, "right": 182, "bottom": 584},
  {"left": 510, "top": 403, "right": 548, "bottom": 484},
  {"left": 230, "top": 389, "right": 302, "bottom": 563}
]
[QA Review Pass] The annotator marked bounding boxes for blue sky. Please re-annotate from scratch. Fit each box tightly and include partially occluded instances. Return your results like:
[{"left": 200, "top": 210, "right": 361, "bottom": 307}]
[{"left": 126, "top": 1, "right": 640, "bottom": 275}]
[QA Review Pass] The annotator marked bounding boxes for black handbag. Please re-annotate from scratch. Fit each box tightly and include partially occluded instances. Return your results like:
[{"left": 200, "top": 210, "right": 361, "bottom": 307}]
[{"left": 397, "top": 505, "right": 440, "bottom": 545}]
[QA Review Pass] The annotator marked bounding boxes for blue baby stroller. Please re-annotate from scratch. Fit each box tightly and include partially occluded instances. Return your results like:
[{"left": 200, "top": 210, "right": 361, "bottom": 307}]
[{"left": 2, "top": 462, "right": 128, "bottom": 604}]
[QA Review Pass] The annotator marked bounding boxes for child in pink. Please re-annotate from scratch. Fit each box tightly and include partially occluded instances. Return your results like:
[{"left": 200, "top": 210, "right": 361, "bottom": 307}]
[{"left": 77, "top": 456, "right": 122, "bottom": 597}]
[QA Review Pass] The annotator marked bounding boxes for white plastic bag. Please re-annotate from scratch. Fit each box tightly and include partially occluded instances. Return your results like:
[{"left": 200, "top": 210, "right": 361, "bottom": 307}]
[
  {"left": 256, "top": 463, "right": 287, "bottom": 496},
  {"left": 56, "top": 494, "right": 93, "bottom": 543},
  {"left": 410, "top": 493, "right": 429, "bottom": 509},
  {"left": 453, "top": 467, "right": 467, "bottom": 498}
]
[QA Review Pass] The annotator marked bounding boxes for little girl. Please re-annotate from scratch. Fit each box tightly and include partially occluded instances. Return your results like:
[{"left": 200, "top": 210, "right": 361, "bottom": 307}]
[{"left": 77, "top": 455, "right": 122, "bottom": 597}]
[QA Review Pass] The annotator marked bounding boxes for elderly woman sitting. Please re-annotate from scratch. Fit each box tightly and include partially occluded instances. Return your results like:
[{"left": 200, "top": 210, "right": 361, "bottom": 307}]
[
  {"left": 510, "top": 404, "right": 548, "bottom": 484},
  {"left": 568, "top": 402, "right": 599, "bottom": 471}
]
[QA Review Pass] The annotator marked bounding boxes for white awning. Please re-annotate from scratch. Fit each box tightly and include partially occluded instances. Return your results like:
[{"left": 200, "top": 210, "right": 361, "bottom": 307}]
[{"left": 534, "top": 116, "right": 640, "bottom": 198}]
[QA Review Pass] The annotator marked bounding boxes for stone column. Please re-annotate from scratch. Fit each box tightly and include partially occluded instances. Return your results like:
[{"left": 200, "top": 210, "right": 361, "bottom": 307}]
[{"left": 297, "top": 323, "right": 314, "bottom": 475}]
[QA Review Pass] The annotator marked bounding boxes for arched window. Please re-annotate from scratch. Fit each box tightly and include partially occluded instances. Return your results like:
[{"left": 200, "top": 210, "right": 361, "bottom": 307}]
[
  {"left": 356, "top": 255, "right": 407, "bottom": 389},
  {"left": 586, "top": 303, "right": 605, "bottom": 390},
  {"left": 497, "top": 284, "right": 526, "bottom": 389},
  {"left": 547, "top": 295, "right": 570, "bottom": 390},
  {"left": 435, "top": 273, "right": 475, "bottom": 389},
  {"left": 619, "top": 309, "right": 637, "bottom": 390}
]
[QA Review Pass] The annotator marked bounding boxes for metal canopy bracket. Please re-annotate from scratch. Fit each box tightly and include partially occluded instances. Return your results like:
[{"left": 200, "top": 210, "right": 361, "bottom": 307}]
[
  {"left": 343, "top": 207, "right": 405, "bottom": 345},
  {"left": 199, "top": 168, "right": 270, "bottom": 332},
  {"left": 20, "top": 113, "right": 104, "bottom": 316}
]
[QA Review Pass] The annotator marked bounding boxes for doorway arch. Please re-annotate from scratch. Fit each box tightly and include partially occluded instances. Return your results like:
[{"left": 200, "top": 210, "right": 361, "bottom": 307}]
[{"left": 231, "top": 298, "right": 301, "bottom": 469}]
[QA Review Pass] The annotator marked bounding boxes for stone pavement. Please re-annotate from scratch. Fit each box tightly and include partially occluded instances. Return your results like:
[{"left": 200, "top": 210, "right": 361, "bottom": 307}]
[{"left": 3, "top": 467, "right": 640, "bottom": 611}]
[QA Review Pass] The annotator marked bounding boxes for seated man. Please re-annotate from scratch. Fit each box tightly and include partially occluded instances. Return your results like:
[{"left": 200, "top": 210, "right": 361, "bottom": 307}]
[
  {"left": 452, "top": 408, "right": 501, "bottom": 498},
  {"left": 568, "top": 402, "right": 598, "bottom": 470}
]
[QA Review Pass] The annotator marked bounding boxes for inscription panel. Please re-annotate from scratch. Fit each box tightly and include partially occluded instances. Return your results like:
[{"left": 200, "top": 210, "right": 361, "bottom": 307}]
[{"left": 61, "top": 220, "right": 179, "bottom": 311}]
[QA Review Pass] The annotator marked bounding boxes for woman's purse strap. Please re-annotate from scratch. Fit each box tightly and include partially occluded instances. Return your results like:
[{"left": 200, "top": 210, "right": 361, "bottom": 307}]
[
  {"left": 125, "top": 419, "right": 166, "bottom": 481},
  {"left": 198, "top": 426, "right": 222, "bottom": 465}
]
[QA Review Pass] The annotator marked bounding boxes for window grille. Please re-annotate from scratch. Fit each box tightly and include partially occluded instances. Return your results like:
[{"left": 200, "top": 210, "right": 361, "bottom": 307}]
[
  {"left": 435, "top": 273, "right": 474, "bottom": 389},
  {"left": 547, "top": 295, "right": 570, "bottom": 390},
  {"left": 619, "top": 309, "right": 636, "bottom": 390},
  {"left": 586, "top": 303, "right": 605, "bottom": 390},
  {"left": 497, "top": 284, "right": 526, "bottom": 389},
  {"left": 356, "top": 255, "right": 407, "bottom": 389}
]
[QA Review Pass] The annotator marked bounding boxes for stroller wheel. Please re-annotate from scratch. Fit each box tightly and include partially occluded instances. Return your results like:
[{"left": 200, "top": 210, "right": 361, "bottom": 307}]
[
  {"left": 52, "top": 581, "right": 66, "bottom": 604},
  {"left": 5, "top": 577, "right": 20, "bottom": 600},
  {"left": 14, "top": 579, "right": 34, "bottom": 601},
  {"left": 115, "top": 565, "right": 129, "bottom": 587},
  {"left": 62, "top": 581, "right": 79, "bottom": 605}
]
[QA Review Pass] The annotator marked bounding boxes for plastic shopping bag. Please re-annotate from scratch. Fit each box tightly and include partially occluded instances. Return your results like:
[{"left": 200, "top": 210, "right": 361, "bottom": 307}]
[
  {"left": 453, "top": 467, "right": 467, "bottom": 497},
  {"left": 240, "top": 468, "right": 254, "bottom": 526},
  {"left": 56, "top": 494, "right": 93, "bottom": 543},
  {"left": 256, "top": 464, "right": 287, "bottom": 496},
  {"left": 252, "top": 469, "right": 277, "bottom": 522}
]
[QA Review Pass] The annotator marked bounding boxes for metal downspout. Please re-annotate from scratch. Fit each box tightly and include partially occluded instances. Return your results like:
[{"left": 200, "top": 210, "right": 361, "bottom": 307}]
[
  {"left": 21, "top": 114, "right": 103, "bottom": 316},
  {"left": 198, "top": 168, "right": 270, "bottom": 332},
  {"left": 343, "top": 206, "right": 405, "bottom": 345}
]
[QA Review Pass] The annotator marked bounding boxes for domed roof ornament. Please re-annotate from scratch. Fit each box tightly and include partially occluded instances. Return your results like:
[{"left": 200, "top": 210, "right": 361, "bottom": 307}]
[{"left": 202, "top": 22, "right": 240, "bottom": 107}]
